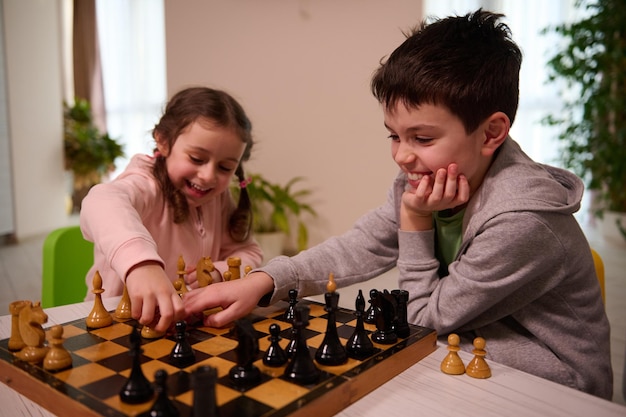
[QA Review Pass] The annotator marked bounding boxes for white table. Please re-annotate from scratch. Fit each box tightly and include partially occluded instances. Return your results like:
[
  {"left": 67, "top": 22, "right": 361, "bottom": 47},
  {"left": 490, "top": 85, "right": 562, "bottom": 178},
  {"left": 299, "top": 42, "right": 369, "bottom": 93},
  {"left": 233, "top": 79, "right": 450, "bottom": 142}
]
[{"left": 1, "top": 297, "right": 624, "bottom": 417}]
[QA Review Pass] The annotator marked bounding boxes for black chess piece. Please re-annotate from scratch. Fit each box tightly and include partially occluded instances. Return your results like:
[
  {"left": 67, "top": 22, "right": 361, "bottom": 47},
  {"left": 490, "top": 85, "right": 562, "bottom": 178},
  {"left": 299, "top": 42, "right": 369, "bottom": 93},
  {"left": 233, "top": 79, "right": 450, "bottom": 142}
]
[
  {"left": 148, "top": 369, "right": 180, "bottom": 417},
  {"left": 191, "top": 365, "right": 218, "bottom": 417},
  {"left": 169, "top": 321, "right": 196, "bottom": 367},
  {"left": 120, "top": 326, "right": 154, "bottom": 404},
  {"left": 229, "top": 318, "right": 262, "bottom": 388},
  {"left": 371, "top": 290, "right": 398, "bottom": 344},
  {"left": 346, "top": 289, "right": 378, "bottom": 360},
  {"left": 284, "top": 305, "right": 321, "bottom": 385},
  {"left": 315, "top": 280, "right": 347, "bottom": 366},
  {"left": 364, "top": 289, "right": 379, "bottom": 324},
  {"left": 391, "top": 289, "right": 410, "bottom": 338},
  {"left": 263, "top": 323, "right": 288, "bottom": 367},
  {"left": 284, "top": 289, "right": 299, "bottom": 321}
]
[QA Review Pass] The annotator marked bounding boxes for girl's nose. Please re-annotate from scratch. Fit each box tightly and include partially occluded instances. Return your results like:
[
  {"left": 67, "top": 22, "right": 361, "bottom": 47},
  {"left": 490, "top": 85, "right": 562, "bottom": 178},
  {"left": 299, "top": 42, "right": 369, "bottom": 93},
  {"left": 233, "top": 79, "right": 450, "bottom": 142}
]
[{"left": 197, "top": 163, "right": 217, "bottom": 183}]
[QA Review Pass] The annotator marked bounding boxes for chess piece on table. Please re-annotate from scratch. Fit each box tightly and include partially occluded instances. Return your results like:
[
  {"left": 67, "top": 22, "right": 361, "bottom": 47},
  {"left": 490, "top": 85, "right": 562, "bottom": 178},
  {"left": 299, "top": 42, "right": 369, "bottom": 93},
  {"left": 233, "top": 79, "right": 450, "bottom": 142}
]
[
  {"left": 263, "top": 323, "right": 288, "bottom": 367},
  {"left": 364, "top": 289, "right": 379, "bottom": 325},
  {"left": 244, "top": 265, "right": 252, "bottom": 276},
  {"left": 284, "top": 289, "right": 299, "bottom": 322},
  {"left": 86, "top": 271, "right": 113, "bottom": 329},
  {"left": 169, "top": 321, "right": 196, "bottom": 367},
  {"left": 229, "top": 318, "right": 262, "bottom": 388},
  {"left": 120, "top": 326, "right": 154, "bottom": 404},
  {"left": 223, "top": 257, "right": 242, "bottom": 281},
  {"left": 346, "top": 289, "right": 378, "bottom": 360},
  {"left": 141, "top": 325, "right": 166, "bottom": 339},
  {"left": 466, "top": 336, "right": 491, "bottom": 379},
  {"left": 148, "top": 369, "right": 180, "bottom": 417},
  {"left": 371, "top": 290, "right": 398, "bottom": 345},
  {"left": 14, "top": 301, "right": 49, "bottom": 364},
  {"left": 115, "top": 285, "right": 132, "bottom": 321},
  {"left": 8, "top": 300, "right": 29, "bottom": 351},
  {"left": 391, "top": 289, "right": 410, "bottom": 338},
  {"left": 174, "top": 255, "right": 188, "bottom": 296},
  {"left": 43, "top": 324, "right": 72, "bottom": 372},
  {"left": 196, "top": 256, "right": 215, "bottom": 287},
  {"left": 192, "top": 365, "right": 218, "bottom": 417},
  {"left": 315, "top": 273, "right": 348, "bottom": 366},
  {"left": 284, "top": 305, "right": 321, "bottom": 385},
  {"left": 440, "top": 333, "right": 465, "bottom": 375}
]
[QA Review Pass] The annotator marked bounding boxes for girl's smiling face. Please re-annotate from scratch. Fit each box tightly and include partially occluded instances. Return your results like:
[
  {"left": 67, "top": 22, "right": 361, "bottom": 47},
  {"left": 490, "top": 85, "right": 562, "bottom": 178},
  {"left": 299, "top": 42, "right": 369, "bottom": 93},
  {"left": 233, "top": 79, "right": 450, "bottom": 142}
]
[
  {"left": 157, "top": 119, "right": 245, "bottom": 208},
  {"left": 385, "top": 102, "right": 500, "bottom": 196}
]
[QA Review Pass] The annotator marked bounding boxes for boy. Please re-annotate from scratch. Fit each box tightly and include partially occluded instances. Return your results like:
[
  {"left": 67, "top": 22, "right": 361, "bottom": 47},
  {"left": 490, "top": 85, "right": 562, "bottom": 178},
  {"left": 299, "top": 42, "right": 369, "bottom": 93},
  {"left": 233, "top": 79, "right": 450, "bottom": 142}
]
[{"left": 183, "top": 9, "right": 612, "bottom": 399}]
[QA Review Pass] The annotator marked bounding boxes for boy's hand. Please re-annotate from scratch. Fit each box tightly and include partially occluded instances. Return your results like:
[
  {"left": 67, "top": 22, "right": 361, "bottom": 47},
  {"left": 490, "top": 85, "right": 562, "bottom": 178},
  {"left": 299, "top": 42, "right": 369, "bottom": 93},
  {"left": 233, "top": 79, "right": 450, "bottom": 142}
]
[
  {"left": 125, "top": 262, "right": 185, "bottom": 332},
  {"left": 400, "top": 163, "right": 470, "bottom": 230},
  {"left": 182, "top": 272, "right": 275, "bottom": 328}
]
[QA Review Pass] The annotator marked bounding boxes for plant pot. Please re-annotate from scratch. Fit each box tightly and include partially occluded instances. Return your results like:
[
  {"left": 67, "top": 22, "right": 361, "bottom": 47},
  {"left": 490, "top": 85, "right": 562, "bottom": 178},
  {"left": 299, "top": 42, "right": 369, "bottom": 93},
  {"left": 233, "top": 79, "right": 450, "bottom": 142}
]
[
  {"left": 254, "top": 232, "right": 286, "bottom": 265},
  {"left": 599, "top": 210, "right": 626, "bottom": 246}
]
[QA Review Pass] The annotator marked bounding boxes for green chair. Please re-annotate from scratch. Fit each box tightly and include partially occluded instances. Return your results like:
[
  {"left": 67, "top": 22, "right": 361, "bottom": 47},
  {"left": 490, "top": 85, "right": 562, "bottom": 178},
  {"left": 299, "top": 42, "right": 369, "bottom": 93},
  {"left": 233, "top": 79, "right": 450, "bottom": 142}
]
[{"left": 41, "top": 225, "right": 94, "bottom": 308}]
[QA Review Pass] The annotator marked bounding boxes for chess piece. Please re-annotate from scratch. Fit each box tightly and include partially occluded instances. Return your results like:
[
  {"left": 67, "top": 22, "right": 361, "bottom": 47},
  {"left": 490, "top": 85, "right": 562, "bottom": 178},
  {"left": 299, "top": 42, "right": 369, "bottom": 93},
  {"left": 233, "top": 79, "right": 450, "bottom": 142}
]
[
  {"left": 141, "top": 325, "right": 166, "bottom": 339},
  {"left": 315, "top": 273, "right": 348, "bottom": 366},
  {"left": 8, "top": 300, "right": 29, "bottom": 351},
  {"left": 244, "top": 265, "right": 253, "bottom": 276},
  {"left": 229, "top": 318, "right": 261, "bottom": 389},
  {"left": 364, "top": 289, "right": 379, "bottom": 324},
  {"left": 120, "top": 326, "right": 154, "bottom": 404},
  {"left": 263, "top": 323, "right": 288, "bottom": 367},
  {"left": 391, "top": 289, "right": 410, "bottom": 338},
  {"left": 371, "top": 290, "right": 398, "bottom": 344},
  {"left": 169, "top": 321, "right": 196, "bottom": 367},
  {"left": 192, "top": 365, "right": 218, "bottom": 417},
  {"left": 86, "top": 271, "right": 113, "bottom": 329},
  {"left": 43, "top": 324, "right": 72, "bottom": 372},
  {"left": 440, "top": 333, "right": 465, "bottom": 375},
  {"left": 115, "top": 285, "right": 132, "bottom": 321},
  {"left": 223, "top": 257, "right": 242, "bottom": 281},
  {"left": 284, "top": 289, "right": 299, "bottom": 321},
  {"left": 196, "top": 256, "right": 215, "bottom": 287},
  {"left": 174, "top": 255, "right": 188, "bottom": 295},
  {"left": 346, "top": 289, "right": 378, "bottom": 360},
  {"left": 284, "top": 305, "right": 321, "bottom": 385},
  {"left": 148, "top": 369, "right": 180, "bottom": 416},
  {"left": 466, "top": 337, "right": 491, "bottom": 378},
  {"left": 14, "top": 301, "right": 49, "bottom": 364}
]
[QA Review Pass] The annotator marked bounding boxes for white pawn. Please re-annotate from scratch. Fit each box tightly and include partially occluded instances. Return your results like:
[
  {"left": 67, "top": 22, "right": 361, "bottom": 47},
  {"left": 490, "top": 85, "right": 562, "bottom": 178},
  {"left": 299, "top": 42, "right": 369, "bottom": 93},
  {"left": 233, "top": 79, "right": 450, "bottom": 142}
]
[
  {"left": 44, "top": 325, "right": 72, "bottom": 371},
  {"left": 440, "top": 333, "right": 465, "bottom": 375},
  {"left": 466, "top": 337, "right": 491, "bottom": 379}
]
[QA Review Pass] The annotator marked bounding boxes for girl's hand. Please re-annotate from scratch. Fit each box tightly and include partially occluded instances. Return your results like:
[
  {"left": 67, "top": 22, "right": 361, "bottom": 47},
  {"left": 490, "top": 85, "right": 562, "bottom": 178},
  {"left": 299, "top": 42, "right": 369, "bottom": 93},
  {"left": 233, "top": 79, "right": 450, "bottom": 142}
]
[
  {"left": 400, "top": 163, "right": 470, "bottom": 230},
  {"left": 125, "top": 262, "right": 185, "bottom": 332},
  {"left": 183, "top": 272, "right": 275, "bottom": 328}
]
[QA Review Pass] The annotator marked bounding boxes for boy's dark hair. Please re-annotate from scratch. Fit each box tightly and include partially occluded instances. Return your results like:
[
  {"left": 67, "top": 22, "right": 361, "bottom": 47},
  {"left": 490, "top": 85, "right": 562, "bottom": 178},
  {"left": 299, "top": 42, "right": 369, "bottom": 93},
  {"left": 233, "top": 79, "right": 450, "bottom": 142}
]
[
  {"left": 371, "top": 9, "right": 522, "bottom": 133},
  {"left": 152, "top": 87, "right": 254, "bottom": 241}
]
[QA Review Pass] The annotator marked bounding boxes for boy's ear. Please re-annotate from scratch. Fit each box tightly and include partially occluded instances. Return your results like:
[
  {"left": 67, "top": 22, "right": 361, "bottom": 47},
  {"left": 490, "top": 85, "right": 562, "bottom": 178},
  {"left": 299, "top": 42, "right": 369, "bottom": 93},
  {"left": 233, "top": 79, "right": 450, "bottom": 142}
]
[{"left": 481, "top": 112, "right": 510, "bottom": 157}]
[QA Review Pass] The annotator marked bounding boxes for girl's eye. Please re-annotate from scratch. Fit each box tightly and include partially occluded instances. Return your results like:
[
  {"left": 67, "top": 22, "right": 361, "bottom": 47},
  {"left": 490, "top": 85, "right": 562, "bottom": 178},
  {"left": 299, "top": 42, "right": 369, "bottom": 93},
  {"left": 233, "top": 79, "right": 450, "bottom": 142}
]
[
  {"left": 189, "top": 156, "right": 204, "bottom": 164},
  {"left": 219, "top": 165, "right": 236, "bottom": 173}
]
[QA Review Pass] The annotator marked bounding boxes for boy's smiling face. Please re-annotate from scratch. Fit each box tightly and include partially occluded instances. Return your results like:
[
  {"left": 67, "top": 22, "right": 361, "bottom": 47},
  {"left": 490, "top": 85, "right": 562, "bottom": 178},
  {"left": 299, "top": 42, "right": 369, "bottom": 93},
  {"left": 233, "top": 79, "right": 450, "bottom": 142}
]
[{"left": 384, "top": 102, "right": 504, "bottom": 196}]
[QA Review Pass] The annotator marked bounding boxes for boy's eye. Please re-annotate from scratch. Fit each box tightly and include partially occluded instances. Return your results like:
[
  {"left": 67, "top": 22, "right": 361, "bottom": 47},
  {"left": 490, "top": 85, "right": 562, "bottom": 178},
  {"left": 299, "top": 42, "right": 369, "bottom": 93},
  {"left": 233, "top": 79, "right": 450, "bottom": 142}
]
[
  {"left": 387, "top": 134, "right": 399, "bottom": 141},
  {"left": 415, "top": 136, "right": 434, "bottom": 144}
]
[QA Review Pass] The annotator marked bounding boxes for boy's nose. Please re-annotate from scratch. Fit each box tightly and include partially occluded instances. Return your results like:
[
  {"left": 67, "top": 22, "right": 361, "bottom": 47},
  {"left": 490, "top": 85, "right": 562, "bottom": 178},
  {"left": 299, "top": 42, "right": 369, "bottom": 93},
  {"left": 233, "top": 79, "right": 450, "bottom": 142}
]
[{"left": 394, "top": 142, "right": 416, "bottom": 165}]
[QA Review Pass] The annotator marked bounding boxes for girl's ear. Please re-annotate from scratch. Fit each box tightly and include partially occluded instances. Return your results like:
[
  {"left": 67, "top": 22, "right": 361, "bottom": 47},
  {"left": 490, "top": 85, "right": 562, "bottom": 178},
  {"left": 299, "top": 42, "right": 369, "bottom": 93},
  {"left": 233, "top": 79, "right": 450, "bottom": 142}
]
[
  {"left": 481, "top": 111, "right": 510, "bottom": 157},
  {"left": 155, "top": 132, "right": 170, "bottom": 157}
]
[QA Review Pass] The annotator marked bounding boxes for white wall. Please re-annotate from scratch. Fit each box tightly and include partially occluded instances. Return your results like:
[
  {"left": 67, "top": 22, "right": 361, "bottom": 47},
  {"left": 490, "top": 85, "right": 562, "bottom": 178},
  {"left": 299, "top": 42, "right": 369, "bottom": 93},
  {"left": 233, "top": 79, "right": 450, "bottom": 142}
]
[
  {"left": 164, "top": 0, "right": 423, "bottom": 247},
  {"left": 2, "top": 0, "right": 67, "bottom": 240}
]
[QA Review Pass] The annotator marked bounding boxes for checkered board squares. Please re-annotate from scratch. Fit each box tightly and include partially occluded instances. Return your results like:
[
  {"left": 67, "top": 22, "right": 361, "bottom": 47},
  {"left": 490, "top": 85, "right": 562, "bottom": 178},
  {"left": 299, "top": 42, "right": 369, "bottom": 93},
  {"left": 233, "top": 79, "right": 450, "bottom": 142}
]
[{"left": 0, "top": 299, "right": 437, "bottom": 417}]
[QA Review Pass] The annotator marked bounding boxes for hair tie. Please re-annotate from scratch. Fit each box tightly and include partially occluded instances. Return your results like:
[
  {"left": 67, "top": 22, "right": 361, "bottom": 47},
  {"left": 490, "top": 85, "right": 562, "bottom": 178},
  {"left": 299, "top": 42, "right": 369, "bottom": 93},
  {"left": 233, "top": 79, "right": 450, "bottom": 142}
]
[
  {"left": 153, "top": 151, "right": 162, "bottom": 158},
  {"left": 239, "top": 177, "right": 252, "bottom": 189}
]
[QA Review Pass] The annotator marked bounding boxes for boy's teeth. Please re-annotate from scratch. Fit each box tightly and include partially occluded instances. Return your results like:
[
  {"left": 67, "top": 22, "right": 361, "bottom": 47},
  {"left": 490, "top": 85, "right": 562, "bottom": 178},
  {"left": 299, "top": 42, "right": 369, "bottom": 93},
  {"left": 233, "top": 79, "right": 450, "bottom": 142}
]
[{"left": 407, "top": 173, "right": 423, "bottom": 181}]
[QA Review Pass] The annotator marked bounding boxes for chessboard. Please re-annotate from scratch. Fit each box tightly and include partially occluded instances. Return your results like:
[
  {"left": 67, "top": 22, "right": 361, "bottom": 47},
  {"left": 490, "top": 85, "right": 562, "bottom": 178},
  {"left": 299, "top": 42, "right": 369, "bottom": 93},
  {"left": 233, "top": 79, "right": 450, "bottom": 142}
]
[{"left": 0, "top": 298, "right": 437, "bottom": 417}]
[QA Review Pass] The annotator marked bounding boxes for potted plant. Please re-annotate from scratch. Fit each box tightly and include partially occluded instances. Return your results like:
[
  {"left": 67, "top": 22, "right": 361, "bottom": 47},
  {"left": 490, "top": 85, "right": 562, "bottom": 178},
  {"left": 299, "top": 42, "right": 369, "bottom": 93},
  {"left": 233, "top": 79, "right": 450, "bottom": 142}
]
[
  {"left": 542, "top": 0, "right": 626, "bottom": 243},
  {"left": 64, "top": 99, "right": 124, "bottom": 213},
  {"left": 232, "top": 173, "right": 317, "bottom": 259}
]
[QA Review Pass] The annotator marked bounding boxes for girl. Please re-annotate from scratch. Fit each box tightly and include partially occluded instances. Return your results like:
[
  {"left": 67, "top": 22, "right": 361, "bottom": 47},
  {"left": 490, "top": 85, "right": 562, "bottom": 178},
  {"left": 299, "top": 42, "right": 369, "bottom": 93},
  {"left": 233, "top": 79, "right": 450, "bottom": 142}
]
[{"left": 80, "top": 87, "right": 263, "bottom": 332}]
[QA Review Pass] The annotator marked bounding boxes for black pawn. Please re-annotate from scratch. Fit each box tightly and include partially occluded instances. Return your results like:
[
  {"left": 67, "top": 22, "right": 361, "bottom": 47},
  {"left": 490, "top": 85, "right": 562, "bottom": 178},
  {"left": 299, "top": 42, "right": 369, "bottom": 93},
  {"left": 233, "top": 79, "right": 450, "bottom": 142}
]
[
  {"left": 229, "top": 319, "right": 262, "bottom": 388},
  {"left": 284, "top": 305, "right": 321, "bottom": 385},
  {"left": 263, "top": 323, "right": 288, "bottom": 367},
  {"left": 148, "top": 369, "right": 179, "bottom": 417},
  {"left": 364, "top": 289, "right": 379, "bottom": 324},
  {"left": 346, "top": 289, "right": 378, "bottom": 360},
  {"left": 169, "top": 321, "right": 196, "bottom": 367},
  {"left": 191, "top": 365, "right": 218, "bottom": 417},
  {"left": 284, "top": 289, "right": 299, "bottom": 321},
  {"left": 391, "top": 289, "right": 410, "bottom": 338},
  {"left": 315, "top": 290, "right": 347, "bottom": 366},
  {"left": 120, "top": 326, "right": 154, "bottom": 404}
]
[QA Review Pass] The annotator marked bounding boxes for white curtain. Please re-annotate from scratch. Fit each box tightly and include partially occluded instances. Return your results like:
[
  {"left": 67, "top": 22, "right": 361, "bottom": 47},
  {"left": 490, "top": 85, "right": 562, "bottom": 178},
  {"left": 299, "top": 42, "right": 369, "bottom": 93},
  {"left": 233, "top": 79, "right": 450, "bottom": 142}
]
[{"left": 96, "top": 0, "right": 167, "bottom": 179}]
